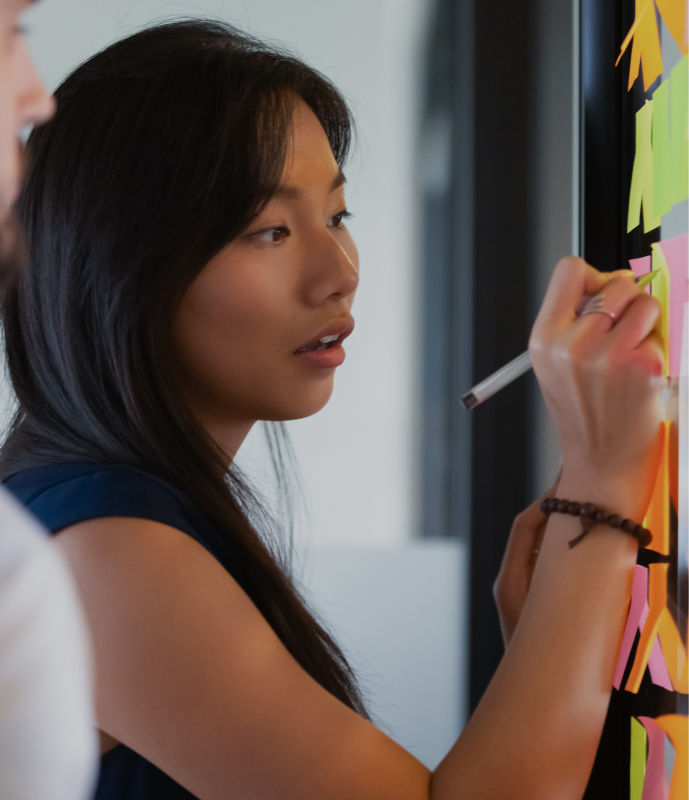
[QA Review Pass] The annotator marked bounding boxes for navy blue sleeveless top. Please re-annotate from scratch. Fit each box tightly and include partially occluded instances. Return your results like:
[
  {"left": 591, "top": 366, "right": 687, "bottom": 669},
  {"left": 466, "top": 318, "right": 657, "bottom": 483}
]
[{"left": 6, "top": 461, "right": 240, "bottom": 800}]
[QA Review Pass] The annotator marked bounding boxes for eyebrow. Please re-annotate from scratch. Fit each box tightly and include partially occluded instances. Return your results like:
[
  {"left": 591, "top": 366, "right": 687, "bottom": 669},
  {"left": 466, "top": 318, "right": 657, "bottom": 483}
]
[{"left": 274, "top": 169, "right": 346, "bottom": 201}]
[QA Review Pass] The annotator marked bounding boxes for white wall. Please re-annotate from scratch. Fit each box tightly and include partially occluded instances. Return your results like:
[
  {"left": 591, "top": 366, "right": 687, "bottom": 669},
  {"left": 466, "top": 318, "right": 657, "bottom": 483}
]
[
  {"left": 304, "top": 541, "right": 466, "bottom": 768},
  {"left": 21, "top": 0, "right": 467, "bottom": 770}
]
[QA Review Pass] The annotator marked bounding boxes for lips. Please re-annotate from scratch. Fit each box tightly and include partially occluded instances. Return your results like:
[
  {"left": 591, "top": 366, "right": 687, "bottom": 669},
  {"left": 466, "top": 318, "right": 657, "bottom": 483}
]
[{"left": 294, "top": 318, "right": 355, "bottom": 354}]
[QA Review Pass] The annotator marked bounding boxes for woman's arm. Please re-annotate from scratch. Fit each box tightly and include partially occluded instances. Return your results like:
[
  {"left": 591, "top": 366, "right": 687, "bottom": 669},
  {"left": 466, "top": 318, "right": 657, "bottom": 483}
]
[
  {"left": 434, "top": 258, "right": 665, "bottom": 798},
  {"left": 55, "top": 516, "right": 431, "bottom": 800},
  {"left": 56, "top": 257, "right": 665, "bottom": 800}
]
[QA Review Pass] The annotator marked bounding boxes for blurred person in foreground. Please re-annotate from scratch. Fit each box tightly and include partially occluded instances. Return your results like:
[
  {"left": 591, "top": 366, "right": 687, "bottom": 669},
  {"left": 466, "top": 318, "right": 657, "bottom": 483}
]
[{"left": 0, "top": 1, "right": 96, "bottom": 798}]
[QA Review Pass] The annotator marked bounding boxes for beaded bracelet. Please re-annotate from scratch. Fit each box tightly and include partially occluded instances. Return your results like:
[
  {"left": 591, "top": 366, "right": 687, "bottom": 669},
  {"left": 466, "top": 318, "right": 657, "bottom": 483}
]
[{"left": 540, "top": 497, "right": 652, "bottom": 550}]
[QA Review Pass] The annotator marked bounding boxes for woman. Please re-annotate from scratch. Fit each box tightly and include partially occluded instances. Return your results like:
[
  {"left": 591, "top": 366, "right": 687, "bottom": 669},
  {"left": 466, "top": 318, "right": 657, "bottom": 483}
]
[{"left": 1, "top": 19, "right": 665, "bottom": 800}]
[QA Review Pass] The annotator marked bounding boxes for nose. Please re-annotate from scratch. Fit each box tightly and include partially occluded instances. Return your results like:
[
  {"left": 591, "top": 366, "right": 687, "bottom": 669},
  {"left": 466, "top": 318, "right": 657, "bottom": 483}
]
[
  {"left": 15, "top": 38, "right": 55, "bottom": 131},
  {"left": 303, "top": 230, "right": 359, "bottom": 308}
]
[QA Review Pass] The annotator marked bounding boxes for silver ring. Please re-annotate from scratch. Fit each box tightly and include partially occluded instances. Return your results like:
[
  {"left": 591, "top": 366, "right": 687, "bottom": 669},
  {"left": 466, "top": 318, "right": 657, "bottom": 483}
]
[{"left": 581, "top": 293, "right": 617, "bottom": 323}]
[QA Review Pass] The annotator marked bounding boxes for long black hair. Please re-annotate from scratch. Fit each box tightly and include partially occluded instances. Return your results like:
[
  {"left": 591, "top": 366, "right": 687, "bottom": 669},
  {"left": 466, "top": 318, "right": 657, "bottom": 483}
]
[{"left": 0, "top": 19, "right": 367, "bottom": 717}]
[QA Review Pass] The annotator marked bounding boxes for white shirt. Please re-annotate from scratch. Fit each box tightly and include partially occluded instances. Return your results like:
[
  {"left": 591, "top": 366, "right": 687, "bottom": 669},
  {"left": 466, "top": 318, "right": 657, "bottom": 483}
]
[{"left": 0, "top": 485, "right": 97, "bottom": 799}]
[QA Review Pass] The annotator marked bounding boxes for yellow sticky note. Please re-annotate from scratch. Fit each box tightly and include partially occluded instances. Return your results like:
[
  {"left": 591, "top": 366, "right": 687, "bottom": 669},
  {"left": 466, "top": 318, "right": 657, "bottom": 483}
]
[
  {"left": 643, "top": 420, "right": 671, "bottom": 555},
  {"left": 653, "top": 715, "right": 688, "bottom": 800},
  {"left": 653, "top": 78, "right": 672, "bottom": 217},
  {"left": 630, "top": 717, "right": 647, "bottom": 800},
  {"left": 628, "top": 0, "right": 664, "bottom": 91},
  {"left": 656, "top": 0, "right": 689, "bottom": 55},
  {"left": 629, "top": 102, "right": 662, "bottom": 233},
  {"left": 651, "top": 243, "right": 670, "bottom": 372},
  {"left": 670, "top": 56, "right": 688, "bottom": 204}
]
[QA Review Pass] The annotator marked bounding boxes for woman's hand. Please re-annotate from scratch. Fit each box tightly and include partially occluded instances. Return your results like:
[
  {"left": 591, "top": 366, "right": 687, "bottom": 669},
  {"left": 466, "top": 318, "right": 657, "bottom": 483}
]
[
  {"left": 493, "top": 472, "right": 560, "bottom": 648},
  {"left": 529, "top": 258, "right": 665, "bottom": 521}
]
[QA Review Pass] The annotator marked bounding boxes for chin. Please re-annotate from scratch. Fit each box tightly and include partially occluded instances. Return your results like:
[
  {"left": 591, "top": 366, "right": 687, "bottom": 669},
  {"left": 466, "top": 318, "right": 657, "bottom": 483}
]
[{"left": 268, "top": 385, "right": 335, "bottom": 422}]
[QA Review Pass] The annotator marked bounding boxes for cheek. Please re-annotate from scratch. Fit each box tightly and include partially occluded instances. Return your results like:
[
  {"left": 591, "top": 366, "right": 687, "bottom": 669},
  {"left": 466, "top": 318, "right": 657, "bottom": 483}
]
[{"left": 174, "top": 265, "right": 292, "bottom": 400}]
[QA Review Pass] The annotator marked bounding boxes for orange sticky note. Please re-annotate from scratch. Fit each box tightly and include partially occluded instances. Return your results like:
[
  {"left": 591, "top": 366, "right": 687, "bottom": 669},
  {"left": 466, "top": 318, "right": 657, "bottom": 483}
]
[
  {"left": 625, "top": 564, "right": 668, "bottom": 694},
  {"left": 627, "top": 0, "right": 664, "bottom": 91},
  {"left": 626, "top": 563, "right": 688, "bottom": 693},
  {"left": 656, "top": 0, "right": 689, "bottom": 55},
  {"left": 643, "top": 420, "right": 671, "bottom": 555},
  {"left": 653, "top": 715, "right": 688, "bottom": 800},
  {"left": 669, "top": 420, "right": 678, "bottom": 512}
]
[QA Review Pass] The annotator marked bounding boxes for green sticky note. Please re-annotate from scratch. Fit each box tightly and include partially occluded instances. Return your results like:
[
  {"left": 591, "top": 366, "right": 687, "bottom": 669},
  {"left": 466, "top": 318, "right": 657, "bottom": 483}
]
[
  {"left": 630, "top": 717, "right": 648, "bottom": 800},
  {"left": 651, "top": 243, "right": 671, "bottom": 376},
  {"left": 628, "top": 100, "right": 661, "bottom": 233},
  {"left": 670, "top": 56, "right": 688, "bottom": 205},
  {"left": 653, "top": 78, "right": 672, "bottom": 218}
]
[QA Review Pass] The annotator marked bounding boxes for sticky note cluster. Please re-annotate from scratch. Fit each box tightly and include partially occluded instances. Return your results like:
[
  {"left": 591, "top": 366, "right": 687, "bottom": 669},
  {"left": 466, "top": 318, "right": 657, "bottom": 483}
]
[
  {"left": 628, "top": 59, "right": 689, "bottom": 233},
  {"left": 614, "top": 564, "right": 674, "bottom": 692},
  {"left": 618, "top": 0, "right": 688, "bottom": 91},
  {"left": 632, "top": 236, "right": 688, "bottom": 377}
]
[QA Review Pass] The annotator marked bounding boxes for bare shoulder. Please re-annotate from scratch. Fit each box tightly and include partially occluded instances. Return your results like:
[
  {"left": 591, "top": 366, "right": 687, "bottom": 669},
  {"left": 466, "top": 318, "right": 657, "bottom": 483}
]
[
  {"left": 54, "top": 517, "right": 429, "bottom": 800},
  {"left": 54, "top": 515, "right": 238, "bottom": 598}
]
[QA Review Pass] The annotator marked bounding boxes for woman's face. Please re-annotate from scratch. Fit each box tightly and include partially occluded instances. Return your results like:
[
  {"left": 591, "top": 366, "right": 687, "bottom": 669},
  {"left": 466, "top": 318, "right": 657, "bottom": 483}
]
[{"left": 175, "top": 100, "right": 359, "bottom": 441}]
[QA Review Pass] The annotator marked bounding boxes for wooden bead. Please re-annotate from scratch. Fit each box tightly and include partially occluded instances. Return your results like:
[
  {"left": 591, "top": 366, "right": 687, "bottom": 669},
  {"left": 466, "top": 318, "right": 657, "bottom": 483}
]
[
  {"left": 540, "top": 498, "right": 553, "bottom": 513},
  {"left": 621, "top": 519, "right": 637, "bottom": 534},
  {"left": 540, "top": 498, "right": 647, "bottom": 550},
  {"left": 637, "top": 527, "right": 652, "bottom": 548}
]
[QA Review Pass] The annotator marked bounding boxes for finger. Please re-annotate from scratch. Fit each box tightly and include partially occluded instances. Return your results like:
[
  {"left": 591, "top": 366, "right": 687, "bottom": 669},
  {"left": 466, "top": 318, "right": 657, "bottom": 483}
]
[
  {"left": 532, "top": 521, "right": 547, "bottom": 558},
  {"left": 577, "top": 274, "right": 646, "bottom": 334},
  {"left": 634, "top": 333, "right": 666, "bottom": 377},
  {"left": 609, "top": 291, "right": 662, "bottom": 353},
  {"left": 537, "top": 258, "right": 613, "bottom": 331},
  {"left": 499, "top": 497, "right": 548, "bottom": 572}
]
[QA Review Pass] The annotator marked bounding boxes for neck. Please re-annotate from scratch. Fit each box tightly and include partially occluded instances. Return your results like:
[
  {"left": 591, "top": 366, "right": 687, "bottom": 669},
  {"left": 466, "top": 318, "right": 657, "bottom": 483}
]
[{"left": 200, "top": 415, "right": 255, "bottom": 465}]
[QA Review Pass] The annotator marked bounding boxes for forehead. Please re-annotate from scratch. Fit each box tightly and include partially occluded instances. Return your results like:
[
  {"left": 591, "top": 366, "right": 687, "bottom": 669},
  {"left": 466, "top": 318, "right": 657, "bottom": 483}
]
[{"left": 283, "top": 101, "right": 339, "bottom": 178}]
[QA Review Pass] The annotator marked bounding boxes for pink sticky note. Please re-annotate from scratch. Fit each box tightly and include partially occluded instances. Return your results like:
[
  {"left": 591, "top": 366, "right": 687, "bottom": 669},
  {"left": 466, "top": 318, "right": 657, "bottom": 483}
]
[
  {"left": 657, "top": 234, "right": 689, "bottom": 377},
  {"left": 639, "top": 716, "right": 670, "bottom": 800},
  {"left": 640, "top": 607, "right": 675, "bottom": 692},
  {"left": 615, "top": 565, "right": 649, "bottom": 689},
  {"left": 631, "top": 255, "right": 653, "bottom": 294},
  {"left": 614, "top": 565, "right": 674, "bottom": 691}
]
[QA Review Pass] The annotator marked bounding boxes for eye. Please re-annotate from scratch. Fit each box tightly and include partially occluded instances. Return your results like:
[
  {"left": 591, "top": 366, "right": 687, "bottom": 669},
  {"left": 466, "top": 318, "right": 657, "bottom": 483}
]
[
  {"left": 329, "top": 210, "right": 353, "bottom": 229},
  {"left": 253, "top": 226, "right": 290, "bottom": 244}
]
